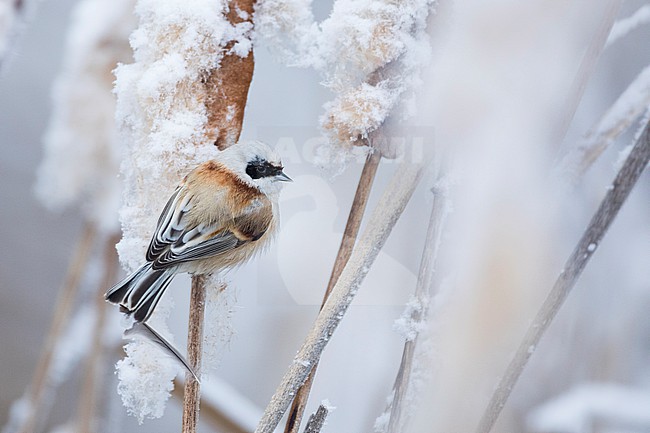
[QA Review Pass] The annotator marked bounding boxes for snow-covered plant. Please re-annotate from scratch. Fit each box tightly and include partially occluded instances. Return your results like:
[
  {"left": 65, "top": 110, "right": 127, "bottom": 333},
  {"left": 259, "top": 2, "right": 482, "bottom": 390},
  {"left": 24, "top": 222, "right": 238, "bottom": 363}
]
[
  {"left": 256, "top": 0, "right": 436, "bottom": 169},
  {"left": 113, "top": 0, "right": 255, "bottom": 422},
  {"left": 35, "top": 0, "right": 135, "bottom": 233}
]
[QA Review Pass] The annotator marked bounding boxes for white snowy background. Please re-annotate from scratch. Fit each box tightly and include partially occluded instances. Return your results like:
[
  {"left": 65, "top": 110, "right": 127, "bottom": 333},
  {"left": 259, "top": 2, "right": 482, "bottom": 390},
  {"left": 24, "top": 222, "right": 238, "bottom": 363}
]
[{"left": 1, "top": 1, "right": 649, "bottom": 433}]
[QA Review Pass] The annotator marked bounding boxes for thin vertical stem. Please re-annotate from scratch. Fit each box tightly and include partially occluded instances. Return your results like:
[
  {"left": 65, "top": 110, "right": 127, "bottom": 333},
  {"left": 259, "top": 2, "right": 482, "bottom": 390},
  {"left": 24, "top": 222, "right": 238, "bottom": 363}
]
[
  {"left": 76, "top": 233, "right": 121, "bottom": 433},
  {"left": 476, "top": 118, "right": 650, "bottom": 433},
  {"left": 284, "top": 150, "right": 381, "bottom": 433},
  {"left": 182, "top": 274, "right": 207, "bottom": 433},
  {"left": 386, "top": 185, "right": 447, "bottom": 433},
  {"left": 553, "top": 0, "right": 623, "bottom": 151},
  {"left": 18, "top": 222, "right": 96, "bottom": 433}
]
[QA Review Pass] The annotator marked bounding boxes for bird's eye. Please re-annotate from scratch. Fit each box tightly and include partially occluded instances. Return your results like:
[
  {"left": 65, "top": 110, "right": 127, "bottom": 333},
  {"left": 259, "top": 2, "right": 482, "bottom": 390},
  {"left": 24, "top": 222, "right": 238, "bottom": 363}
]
[{"left": 246, "top": 160, "right": 274, "bottom": 179}]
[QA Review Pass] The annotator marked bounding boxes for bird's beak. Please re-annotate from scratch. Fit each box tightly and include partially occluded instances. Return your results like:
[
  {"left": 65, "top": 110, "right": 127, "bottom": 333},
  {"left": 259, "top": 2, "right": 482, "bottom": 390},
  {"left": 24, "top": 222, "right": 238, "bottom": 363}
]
[{"left": 275, "top": 171, "right": 293, "bottom": 182}]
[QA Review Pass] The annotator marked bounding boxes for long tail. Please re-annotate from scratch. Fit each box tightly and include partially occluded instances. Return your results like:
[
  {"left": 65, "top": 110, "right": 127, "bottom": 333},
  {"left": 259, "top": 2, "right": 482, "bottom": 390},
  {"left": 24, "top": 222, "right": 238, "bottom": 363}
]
[{"left": 105, "top": 263, "right": 175, "bottom": 323}]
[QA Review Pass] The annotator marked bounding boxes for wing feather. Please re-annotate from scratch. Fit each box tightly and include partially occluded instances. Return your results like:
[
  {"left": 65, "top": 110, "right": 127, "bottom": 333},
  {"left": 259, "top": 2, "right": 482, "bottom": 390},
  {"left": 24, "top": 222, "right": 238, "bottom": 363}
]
[
  {"left": 148, "top": 195, "right": 274, "bottom": 270},
  {"left": 146, "top": 186, "right": 193, "bottom": 262}
]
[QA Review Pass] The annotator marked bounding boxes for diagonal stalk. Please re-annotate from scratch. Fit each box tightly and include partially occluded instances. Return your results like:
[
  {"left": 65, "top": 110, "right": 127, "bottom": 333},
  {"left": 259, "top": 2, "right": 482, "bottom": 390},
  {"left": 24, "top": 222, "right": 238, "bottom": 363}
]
[
  {"left": 552, "top": 0, "right": 623, "bottom": 150},
  {"left": 303, "top": 404, "right": 331, "bottom": 433},
  {"left": 18, "top": 222, "right": 96, "bottom": 433},
  {"left": 256, "top": 158, "right": 426, "bottom": 433},
  {"left": 475, "top": 118, "right": 650, "bottom": 433},
  {"left": 76, "top": 233, "right": 121, "bottom": 433},
  {"left": 284, "top": 150, "right": 381, "bottom": 433}
]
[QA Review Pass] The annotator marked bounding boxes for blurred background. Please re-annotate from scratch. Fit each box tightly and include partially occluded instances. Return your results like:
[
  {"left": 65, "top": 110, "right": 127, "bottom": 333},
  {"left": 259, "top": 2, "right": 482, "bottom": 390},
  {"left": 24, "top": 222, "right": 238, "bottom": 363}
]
[{"left": 1, "top": 1, "right": 649, "bottom": 433}]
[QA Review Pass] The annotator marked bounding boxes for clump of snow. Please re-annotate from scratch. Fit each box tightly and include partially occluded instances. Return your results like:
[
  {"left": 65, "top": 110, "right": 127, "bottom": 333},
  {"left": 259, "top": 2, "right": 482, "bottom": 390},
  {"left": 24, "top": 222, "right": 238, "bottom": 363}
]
[
  {"left": 35, "top": 0, "right": 136, "bottom": 233},
  {"left": 116, "top": 341, "right": 178, "bottom": 423},
  {"left": 321, "top": 81, "right": 398, "bottom": 147},
  {"left": 317, "top": 0, "right": 435, "bottom": 162},
  {"left": 256, "top": 0, "right": 436, "bottom": 171},
  {"left": 373, "top": 391, "right": 395, "bottom": 433},
  {"left": 587, "top": 65, "right": 650, "bottom": 147},
  {"left": 113, "top": 0, "right": 254, "bottom": 421},
  {"left": 116, "top": 299, "right": 180, "bottom": 423},
  {"left": 317, "top": 2, "right": 408, "bottom": 79},
  {"left": 393, "top": 296, "right": 427, "bottom": 341},
  {"left": 254, "top": 0, "right": 318, "bottom": 65}
]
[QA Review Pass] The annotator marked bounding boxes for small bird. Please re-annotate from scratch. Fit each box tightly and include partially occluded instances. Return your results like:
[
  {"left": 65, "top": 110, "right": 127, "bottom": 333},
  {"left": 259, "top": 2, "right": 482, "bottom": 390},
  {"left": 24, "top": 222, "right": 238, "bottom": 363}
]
[{"left": 105, "top": 140, "right": 291, "bottom": 324}]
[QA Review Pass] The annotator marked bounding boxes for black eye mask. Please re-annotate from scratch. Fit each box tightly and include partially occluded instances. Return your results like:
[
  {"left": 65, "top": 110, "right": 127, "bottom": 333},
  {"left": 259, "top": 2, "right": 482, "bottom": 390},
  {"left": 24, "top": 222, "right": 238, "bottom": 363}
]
[{"left": 246, "top": 159, "right": 283, "bottom": 180}]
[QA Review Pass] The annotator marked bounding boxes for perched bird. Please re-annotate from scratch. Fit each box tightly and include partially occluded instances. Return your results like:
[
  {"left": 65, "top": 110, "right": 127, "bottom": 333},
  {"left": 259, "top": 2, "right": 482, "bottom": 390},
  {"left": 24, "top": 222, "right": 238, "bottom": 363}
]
[{"left": 106, "top": 140, "right": 291, "bottom": 323}]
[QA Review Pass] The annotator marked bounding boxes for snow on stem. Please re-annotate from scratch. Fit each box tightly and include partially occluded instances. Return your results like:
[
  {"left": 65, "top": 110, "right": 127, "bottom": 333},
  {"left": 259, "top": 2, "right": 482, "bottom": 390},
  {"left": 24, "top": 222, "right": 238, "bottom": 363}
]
[
  {"left": 475, "top": 117, "right": 650, "bottom": 433},
  {"left": 255, "top": 0, "right": 436, "bottom": 167},
  {"left": 113, "top": 0, "right": 256, "bottom": 426},
  {"left": 255, "top": 158, "right": 427, "bottom": 433},
  {"left": 551, "top": 0, "right": 623, "bottom": 149},
  {"left": 559, "top": 65, "right": 650, "bottom": 182},
  {"left": 318, "top": 0, "right": 436, "bottom": 164},
  {"left": 383, "top": 181, "right": 448, "bottom": 433},
  {"left": 303, "top": 403, "right": 332, "bottom": 433}
]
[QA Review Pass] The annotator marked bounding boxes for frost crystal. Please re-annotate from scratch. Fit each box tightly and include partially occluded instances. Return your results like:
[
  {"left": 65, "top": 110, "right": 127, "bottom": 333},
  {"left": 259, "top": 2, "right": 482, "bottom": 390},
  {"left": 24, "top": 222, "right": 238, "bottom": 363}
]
[{"left": 393, "top": 296, "right": 427, "bottom": 341}]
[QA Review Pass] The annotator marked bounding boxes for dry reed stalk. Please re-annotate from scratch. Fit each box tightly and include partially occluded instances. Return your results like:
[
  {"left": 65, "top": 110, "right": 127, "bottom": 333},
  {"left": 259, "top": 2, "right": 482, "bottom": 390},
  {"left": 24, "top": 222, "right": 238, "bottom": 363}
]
[
  {"left": 76, "top": 233, "right": 121, "bottom": 433},
  {"left": 475, "top": 117, "right": 650, "bottom": 433},
  {"left": 552, "top": 0, "right": 623, "bottom": 149},
  {"left": 205, "top": 0, "right": 255, "bottom": 150},
  {"left": 182, "top": 275, "right": 207, "bottom": 433},
  {"left": 386, "top": 184, "right": 447, "bottom": 433},
  {"left": 302, "top": 404, "right": 330, "bottom": 433},
  {"left": 172, "top": 380, "right": 253, "bottom": 433},
  {"left": 284, "top": 149, "right": 381, "bottom": 433},
  {"left": 182, "top": 0, "right": 255, "bottom": 433},
  {"left": 182, "top": 1, "right": 256, "bottom": 429},
  {"left": 256, "top": 159, "right": 426, "bottom": 433},
  {"left": 18, "top": 222, "right": 97, "bottom": 433}
]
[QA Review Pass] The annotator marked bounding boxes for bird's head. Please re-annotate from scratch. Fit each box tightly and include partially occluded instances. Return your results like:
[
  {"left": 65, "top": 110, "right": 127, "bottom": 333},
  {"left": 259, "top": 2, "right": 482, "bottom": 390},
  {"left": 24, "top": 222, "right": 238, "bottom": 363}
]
[{"left": 219, "top": 140, "right": 292, "bottom": 195}]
